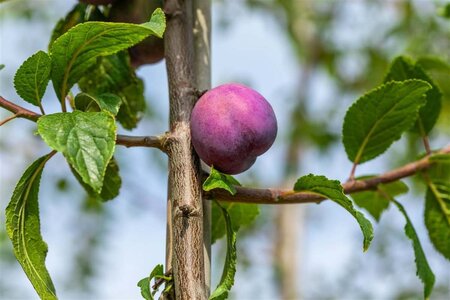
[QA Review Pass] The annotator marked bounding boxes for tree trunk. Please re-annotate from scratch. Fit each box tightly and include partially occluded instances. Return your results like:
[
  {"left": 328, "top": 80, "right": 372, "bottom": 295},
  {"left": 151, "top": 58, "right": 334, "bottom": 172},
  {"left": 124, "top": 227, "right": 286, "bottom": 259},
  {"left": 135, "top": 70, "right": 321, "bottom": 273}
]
[
  {"left": 193, "top": 0, "right": 212, "bottom": 296},
  {"left": 164, "top": 0, "right": 209, "bottom": 298}
]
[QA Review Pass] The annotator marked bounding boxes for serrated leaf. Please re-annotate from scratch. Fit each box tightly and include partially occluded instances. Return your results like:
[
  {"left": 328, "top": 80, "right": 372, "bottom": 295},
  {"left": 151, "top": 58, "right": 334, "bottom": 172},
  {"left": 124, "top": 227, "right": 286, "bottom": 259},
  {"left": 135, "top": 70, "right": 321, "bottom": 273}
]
[
  {"left": 50, "top": 8, "right": 166, "bottom": 101},
  {"left": 393, "top": 200, "right": 435, "bottom": 298},
  {"left": 210, "top": 202, "right": 237, "bottom": 300},
  {"left": 203, "top": 167, "right": 241, "bottom": 195},
  {"left": 294, "top": 174, "right": 373, "bottom": 251},
  {"left": 5, "top": 154, "right": 57, "bottom": 299},
  {"left": 343, "top": 80, "right": 430, "bottom": 164},
  {"left": 37, "top": 111, "right": 116, "bottom": 193},
  {"left": 352, "top": 180, "right": 409, "bottom": 221},
  {"left": 384, "top": 56, "right": 442, "bottom": 134},
  {"left": 425, "top": 181, "right": 450, "bottom": 260},
  {"left": 75, "top": 92, "right": 122, "bottom": 116},
  {"left": 13, "top": 51, "right": 51, "bottom": 107},
  {"left": 211, "top": 201, "right": 259, "bottom": 243},
  {"left": 71, "top": 157, "right": 122, "bottom": 201},
  {"left": 78, "top": 52, "right": 145, "bottom": 129},
  {"left": 49, "top": 3, "right": 88, "bottom": 48}
]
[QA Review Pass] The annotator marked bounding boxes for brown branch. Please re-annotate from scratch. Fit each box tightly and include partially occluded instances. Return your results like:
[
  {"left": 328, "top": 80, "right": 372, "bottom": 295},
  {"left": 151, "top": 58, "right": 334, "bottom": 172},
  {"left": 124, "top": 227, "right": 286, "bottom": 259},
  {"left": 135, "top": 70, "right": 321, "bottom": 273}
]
[
  {"left": 0, "top": 96, "right": 40, "bottom": 122},
  {"left": 116, "top": 134, "right": 167, "bottom": 152},
  {"left": 207, "top": 144, "right": 450, "bottom": 204},
  {"left": 0, "top": 95, "right": 166, "bottom": 151}
]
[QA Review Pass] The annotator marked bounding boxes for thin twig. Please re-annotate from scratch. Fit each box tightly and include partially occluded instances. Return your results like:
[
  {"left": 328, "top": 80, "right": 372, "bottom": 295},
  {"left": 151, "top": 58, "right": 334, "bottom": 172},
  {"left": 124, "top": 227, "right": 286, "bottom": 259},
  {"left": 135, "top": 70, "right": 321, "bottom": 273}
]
[
  {"left": 116, "top": 134, "right": 167, "bottom": 152},
  {"left": 0, "top": 95, "right": 167, "bottom": 151},
  {"left": 206, "top": 144, "right": 450, "bottom": 205},
  {"left": 0, "top": 113, "right": 19, "bottom": 126},
  {"left": 152, "top": 269, "right": 173, "bottom": 290},
  {"left": 0, "top": 96, "right": 40, "bottom": 122}
]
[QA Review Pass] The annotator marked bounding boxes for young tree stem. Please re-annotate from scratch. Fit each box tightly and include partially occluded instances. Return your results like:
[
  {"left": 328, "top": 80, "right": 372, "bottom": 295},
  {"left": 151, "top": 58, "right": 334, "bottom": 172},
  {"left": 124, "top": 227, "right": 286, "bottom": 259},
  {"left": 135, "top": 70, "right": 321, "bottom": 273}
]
[
  {"left": 193, "top": 0, "right": 212, "bottom": 295},
  {"left": 164, "top": 0, "right": 207, "bottom": 298}
]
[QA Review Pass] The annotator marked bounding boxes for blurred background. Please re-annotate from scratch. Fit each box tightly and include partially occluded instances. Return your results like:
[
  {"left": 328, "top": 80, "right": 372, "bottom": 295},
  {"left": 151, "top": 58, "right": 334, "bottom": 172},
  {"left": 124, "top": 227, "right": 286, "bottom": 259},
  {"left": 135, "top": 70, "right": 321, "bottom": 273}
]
[{"left": 1, "top": 0, "right": 449, "bottom": 299}]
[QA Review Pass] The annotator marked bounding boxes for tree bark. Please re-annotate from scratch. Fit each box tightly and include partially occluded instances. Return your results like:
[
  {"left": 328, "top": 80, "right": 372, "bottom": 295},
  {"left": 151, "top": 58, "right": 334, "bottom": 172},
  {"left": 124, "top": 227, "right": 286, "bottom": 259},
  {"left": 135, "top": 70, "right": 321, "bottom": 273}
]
[
  {"left": 193, "top": 0, "right": 212, "bottom": 295},
  {"left": 164, "top": 0, "right": 207, "bottom": 299}
]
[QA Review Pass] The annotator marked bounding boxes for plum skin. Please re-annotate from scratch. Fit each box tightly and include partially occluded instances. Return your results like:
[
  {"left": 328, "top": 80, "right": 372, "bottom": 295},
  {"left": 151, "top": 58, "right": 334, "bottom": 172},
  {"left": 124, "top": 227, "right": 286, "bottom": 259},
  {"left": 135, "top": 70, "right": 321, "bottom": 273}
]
[{"left": 190, "top": 83, "right": 277, "bottom": 175}]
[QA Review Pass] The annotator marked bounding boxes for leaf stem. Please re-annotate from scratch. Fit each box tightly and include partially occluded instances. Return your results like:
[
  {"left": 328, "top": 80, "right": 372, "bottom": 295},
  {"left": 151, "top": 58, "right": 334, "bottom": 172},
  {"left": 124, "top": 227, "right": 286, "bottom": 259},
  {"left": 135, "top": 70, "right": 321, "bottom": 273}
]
[
  {"left": 418, "top": 119, "right": 432, "bottom": 155},
  {"left": 38, "top": 103, "right": 46, "bottom": 115},
  {"left": 61, "top": 97, "right": 67, "bottom": 112},
  {"left": 349, "top": 162, "right": 358, "bottom": 181},
  {"left": 422, "top": 135, "right": 432, "bottom": 155}
]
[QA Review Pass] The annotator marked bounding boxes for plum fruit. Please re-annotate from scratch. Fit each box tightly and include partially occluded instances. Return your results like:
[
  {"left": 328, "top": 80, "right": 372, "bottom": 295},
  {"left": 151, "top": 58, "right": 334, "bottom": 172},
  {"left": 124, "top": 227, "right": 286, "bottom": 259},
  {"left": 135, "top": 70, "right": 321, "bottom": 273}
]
[
  {"left": 79, "top": 0, "right": 115, "bottom": 5},
  {"left": 190, "top": 83, "right": 277, "bottom": 175},
  {"left": 109, "top": 0, "right": 164, "bottom": 67}
]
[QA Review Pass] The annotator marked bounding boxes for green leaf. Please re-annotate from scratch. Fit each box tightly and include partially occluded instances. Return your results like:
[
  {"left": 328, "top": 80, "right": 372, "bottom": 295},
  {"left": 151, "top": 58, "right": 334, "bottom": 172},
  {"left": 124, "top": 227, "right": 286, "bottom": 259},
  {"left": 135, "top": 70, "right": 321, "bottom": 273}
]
[
  {"left": 74, "top": 92, "right": 122, "bottom": 116},
  {"left": 417, "top": 57, "right": 450, "bottom": 99},
  {"left": 137, "top": 264, "right": 163, "bottom": 300},
  {"left": 137, "top": 277, "right": 152, "bottom": 300},
  {"left": 393, "top": 200, "right": 435, "bottom": 298},
  {"left": 294, "top": 174, "right": 373, "bottom": 251},
  {"left": 5, "top": 154, "right": 57, "bottom": 299},
  {"left": 78, "top": 52, "right": 146, "bottom": 129},
  {"left": 429, "top": 153, "right": 450, "bottom": 163},
  {"left": 425, "top": 181, "right": 450, "bottom": 261},
  {"left": 137, "top": 264, "right": 172, "bottom": 300},
  {"left": 0, "top": 64, "right": 5, "bottom": 71},
  {"left": 13, "top": 51, "right": 51, "bottom": 107},
  {"left": 417, "top": 56, "right": 450, "bottom": 73},
  {"left": 49, "top": 3, "right": 88, "bottom": 48},
  {"left": 203, "top": 167, "right": 241, "bottom": 195},
  {"left": 71, "top": 157, "right": 122, "bottom": 201},
  {"left": 438, "top": 2, "right": 450, "bottom": 18},
  {"left": 343, "top": 80, "right": 430, "bottom": 164},
  {"left": 211, "top": 201, "right": 259, "bottom": 244},
  {"left": 210, "top": 202, "right": 237, "bottom": 300},
  {"left": 37, "top": 111, "right": 116, "bottom": 193},
  {"left": 384, "top": 56, "right": 442, "bottom": 134},
  {"left": 50, "top": 8, "right": 166, "bottom": 101},
  {"left": 352, "top": 179, "right": 409, "bottom": 221}
]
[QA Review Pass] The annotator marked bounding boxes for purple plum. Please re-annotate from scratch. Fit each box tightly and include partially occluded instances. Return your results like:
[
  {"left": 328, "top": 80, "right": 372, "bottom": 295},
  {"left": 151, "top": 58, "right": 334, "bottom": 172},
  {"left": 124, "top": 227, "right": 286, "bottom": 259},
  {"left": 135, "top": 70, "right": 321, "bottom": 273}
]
[{"left": 190, "top": 83, "right": 277, "bottom": 175}]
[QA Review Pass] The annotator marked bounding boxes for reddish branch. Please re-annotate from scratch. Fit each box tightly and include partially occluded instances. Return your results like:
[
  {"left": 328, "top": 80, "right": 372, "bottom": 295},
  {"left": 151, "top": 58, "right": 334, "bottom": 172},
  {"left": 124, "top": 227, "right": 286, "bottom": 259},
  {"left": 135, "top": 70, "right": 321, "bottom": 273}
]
[
  {"left": 2, "top": 95, "right": 449, "bottom": 206},
  {"left": 0, "top": 95, "right": 166, "bottom": 150},
  {"left": 207, "top": 145, "right": 450, "bottom": 204},
  {"left": 0, "top": 96, "right": 40, "bottom": 122}
]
